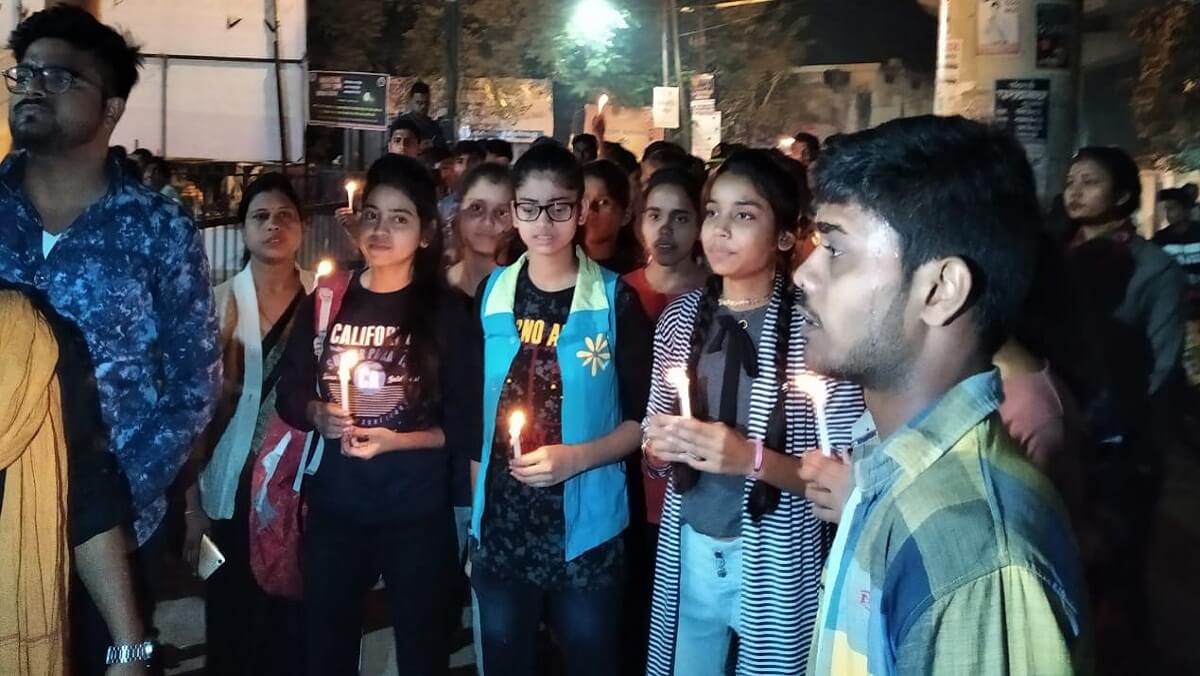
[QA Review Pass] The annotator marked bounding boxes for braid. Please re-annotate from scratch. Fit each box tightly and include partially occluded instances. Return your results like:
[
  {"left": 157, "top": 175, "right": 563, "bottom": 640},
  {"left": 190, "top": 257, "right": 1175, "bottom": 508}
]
[
  {"left": 673, "top": 274, "right": 723, "bottom": 493},
  {"left": 748, "top": 272, "right": 791, "bottom": 521}
]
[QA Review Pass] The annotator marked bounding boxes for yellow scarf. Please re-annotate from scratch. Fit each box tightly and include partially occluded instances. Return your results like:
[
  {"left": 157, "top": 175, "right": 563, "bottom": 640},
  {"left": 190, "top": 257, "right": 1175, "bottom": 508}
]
[{"left": 0, "top": 290, "right": 69, "bottom": 676}]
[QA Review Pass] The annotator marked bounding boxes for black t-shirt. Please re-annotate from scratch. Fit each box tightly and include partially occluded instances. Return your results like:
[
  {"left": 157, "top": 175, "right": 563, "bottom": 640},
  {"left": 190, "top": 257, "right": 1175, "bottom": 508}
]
[
  {"left": 471, "top": 265, "right": 651, "bottom": 589},
  {"left": 276, "top": 275, "right": 480, "bottom": 522}
]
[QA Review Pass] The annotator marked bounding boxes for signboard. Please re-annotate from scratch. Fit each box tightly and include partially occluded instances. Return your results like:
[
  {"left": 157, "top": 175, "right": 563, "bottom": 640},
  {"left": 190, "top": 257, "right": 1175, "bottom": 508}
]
[
  {"left": 309, "top": 71, "right": 389, "bottom": 130},
  {"left": 653, "top": 86, "right": 681, "bottom": 129},
  {"left": 993, "top": 79, "right": 1049, "bottom": 142},
  {"left": 978, "top": 0, "right": 1021, "bottom": 55},
  {"left": 691, "top": 110, "right": 722, "bottom": 161},
  {"left": 1036, "top": 3, "right": 1073, "bottom": 69},
  {"left": 386, "top": 77, "right": 553, "bottom": 142}
]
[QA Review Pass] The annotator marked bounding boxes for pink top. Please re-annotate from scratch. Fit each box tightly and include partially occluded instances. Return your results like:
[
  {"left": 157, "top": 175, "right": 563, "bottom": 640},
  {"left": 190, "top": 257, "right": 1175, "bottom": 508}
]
[{"left": 999, "top": 366, "right": 1085, "bottom": 517}]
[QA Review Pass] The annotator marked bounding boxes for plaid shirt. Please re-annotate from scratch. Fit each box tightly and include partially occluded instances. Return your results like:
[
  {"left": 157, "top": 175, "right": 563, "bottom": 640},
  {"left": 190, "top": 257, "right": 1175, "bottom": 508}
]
[{"left": 809, "top": 370, "right": 1090, "bottom": 676}]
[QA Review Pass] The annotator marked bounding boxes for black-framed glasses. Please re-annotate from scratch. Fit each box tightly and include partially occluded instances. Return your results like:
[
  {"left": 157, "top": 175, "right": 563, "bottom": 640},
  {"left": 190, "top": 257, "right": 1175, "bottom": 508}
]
[
  {"left": 3, "top": 65, "right": 99, "bottom": 95},
  {"left": 513, "top": 201, "right": 577, "bottom": 223}
]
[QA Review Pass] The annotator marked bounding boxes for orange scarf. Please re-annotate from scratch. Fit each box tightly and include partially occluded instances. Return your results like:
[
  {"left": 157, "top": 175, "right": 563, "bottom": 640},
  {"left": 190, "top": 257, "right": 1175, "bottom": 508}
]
[{"left": 0, "top": 290, "right": 70, "bottom": 676}]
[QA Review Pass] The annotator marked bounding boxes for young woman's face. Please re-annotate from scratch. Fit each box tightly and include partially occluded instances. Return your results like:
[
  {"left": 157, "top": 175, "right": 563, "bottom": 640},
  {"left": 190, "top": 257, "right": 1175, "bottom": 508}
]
[
  {"left": 1064, "top": 158, "right": 1124, "bottom": 222},
  {"left": 243, "top": 190, "right": 302, "bottom": 265},
  {"left": 358, "top": 185, "right": 428, "bottom": 269},
  {"left": 640, "top": 184, "right": 699, "bottom": 267},
  {"left": 458, "top": 179, "right": 513, "bottom": 258},
  {"left": 514, "top": 173, "right": 583, "bottom": 259},
  {"left": 702, "top": 173, "right": 790, "bottom": 280},
  {"left": 583, "top": 175, "right": 627, "bottom": 248}
]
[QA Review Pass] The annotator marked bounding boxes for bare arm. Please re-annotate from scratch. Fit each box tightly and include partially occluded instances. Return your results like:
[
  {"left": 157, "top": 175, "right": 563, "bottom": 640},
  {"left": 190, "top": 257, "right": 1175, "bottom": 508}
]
[{"left": 74, "top": 527, "right": 144, "bottom": 646}]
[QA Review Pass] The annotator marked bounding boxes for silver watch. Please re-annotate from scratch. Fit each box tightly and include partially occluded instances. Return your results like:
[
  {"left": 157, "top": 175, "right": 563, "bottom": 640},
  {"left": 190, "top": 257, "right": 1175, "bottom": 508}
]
[{"left": 105, "top": 640, "right": 155, "bottom": 665}]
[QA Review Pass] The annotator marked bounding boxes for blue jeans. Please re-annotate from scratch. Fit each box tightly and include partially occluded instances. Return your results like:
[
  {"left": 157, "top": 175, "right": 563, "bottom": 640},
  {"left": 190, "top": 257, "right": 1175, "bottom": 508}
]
[
  {"left": 673, "top": 523, "right": 743, "bottom": 676},
  {"left": 471, "top": 564, "right": 623, "bottom": 676}
]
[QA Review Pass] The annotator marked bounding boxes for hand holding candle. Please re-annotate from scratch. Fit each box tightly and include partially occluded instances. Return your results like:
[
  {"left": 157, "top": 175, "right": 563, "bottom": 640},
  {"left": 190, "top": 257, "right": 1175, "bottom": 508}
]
[
  {"left": 794, "top": 372, "right": 832, "bottom": 457},
  {"left": 508, "top": 410, "right": 526, "bottom": 459},
  {"left": 344, "top": 180, "right": 359, "bottom": 211},
  {"left": 666, "top": 367, "right": 692, "bottom": 418},
  {"left": 338, "top": 350, "right": 361, "bottom": 418}
]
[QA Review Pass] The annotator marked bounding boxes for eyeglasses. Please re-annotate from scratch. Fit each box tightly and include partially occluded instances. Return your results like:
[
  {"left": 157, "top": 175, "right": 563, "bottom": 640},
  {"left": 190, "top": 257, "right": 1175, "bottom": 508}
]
[
  {"left": 513, "top": 201, "right": 576, "bottom": 223},
  {"left": 3, "top": 65, "right": 100, "bottom": 95}
]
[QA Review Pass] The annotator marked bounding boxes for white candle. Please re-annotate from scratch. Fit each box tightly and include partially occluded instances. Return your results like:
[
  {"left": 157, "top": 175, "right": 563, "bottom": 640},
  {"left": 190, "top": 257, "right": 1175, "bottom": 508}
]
[
  {"left": 338, "top": 350, "right": 361, "bottom": 417},
  {"left": 597, "top": 94, "right": 610, "bottom": 115},
  {"left": 344, "top": 180, "right": 359, "bottom": 211},
  {"left": 794, "top": 372, "right": 832, "bottom": 457},
  {"left": 508, "top": 410, "right": 526, "bottom": 458},
  {"left": 666, "top": 367, "right": 692, "bottom": 418}
]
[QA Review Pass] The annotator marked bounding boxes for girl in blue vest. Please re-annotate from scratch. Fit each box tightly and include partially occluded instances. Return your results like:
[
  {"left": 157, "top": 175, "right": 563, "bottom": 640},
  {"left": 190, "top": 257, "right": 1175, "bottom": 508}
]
[
  {"left": 469, "top": 143, "right": 653, "bottom": 676},
  {"left": 641, "top": 150, "right": 864, "bottom": 675}
]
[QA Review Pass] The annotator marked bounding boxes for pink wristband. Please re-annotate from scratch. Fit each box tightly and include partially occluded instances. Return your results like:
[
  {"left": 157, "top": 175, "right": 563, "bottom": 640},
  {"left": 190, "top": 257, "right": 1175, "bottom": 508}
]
[{"left": 750, "top": 438, "right": 765, "bottom": 477}]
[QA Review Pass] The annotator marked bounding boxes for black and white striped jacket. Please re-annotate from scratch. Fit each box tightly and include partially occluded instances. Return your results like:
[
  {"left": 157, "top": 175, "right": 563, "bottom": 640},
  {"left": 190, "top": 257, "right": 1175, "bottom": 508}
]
[{"left": 645, "top": 279, "right": 865, "bottom": 676}]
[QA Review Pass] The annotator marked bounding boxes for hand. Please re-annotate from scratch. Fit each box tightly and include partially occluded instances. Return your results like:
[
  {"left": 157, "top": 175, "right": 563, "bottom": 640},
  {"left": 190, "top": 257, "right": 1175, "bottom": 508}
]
[
  {"left": 182, "top": 509, "right": 211, "bottom": 573},
  {"left": 343, "top": 426, "right": 390, "bottom": 460},
  {"left": 510, "top": 445, "right": 585, "bottom": 488},
  {"left": 643, "top": 415, "right": 755, "bottom": 477},
  {"left": 309, "top": 401, "right": 351, "bottom": 439},
  {"left": 798, "top": 451, "right": 851, "bottom": 523},
  {"left": 107, "top": 663, "right": 150, "bottom": 676},
  {"left": 591, "top": 113, "right": 607, "bottom": 139},
  {"left": 334, "top": 207, "right": 359, "bottom": 233}
]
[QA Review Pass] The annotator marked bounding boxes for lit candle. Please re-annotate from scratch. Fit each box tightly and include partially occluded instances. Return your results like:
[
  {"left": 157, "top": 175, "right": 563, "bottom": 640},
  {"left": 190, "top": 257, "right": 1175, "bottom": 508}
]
[
  {"left": 597, "top": 94, "right": 610, "bottom": 115},
  {"left": 666, "top": 367, "right": 692, "bottom": 418},
  {"left": 313, "top": 259, "right": 334, "bottom": 287},
  {"left": 338, "top": 350, "right": 360, "bottom": 417},
  {"left": 508, "top": 410, "right": 526, "bottom": 459},
  {"left": 794, "top": 372, "right": 832, "bottom": 457},
  {"left": 344, "top": 180, "right": 359, "bottom": 211}
]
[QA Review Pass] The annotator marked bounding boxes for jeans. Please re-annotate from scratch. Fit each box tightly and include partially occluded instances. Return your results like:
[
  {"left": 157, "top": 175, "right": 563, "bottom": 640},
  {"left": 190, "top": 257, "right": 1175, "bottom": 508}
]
[
  {"left": 302, "top": 507, "right": 458, "bottom": 676},
  {"left": 673, "top": 523, "right": 743, "bottom": 676},
  {"left": 471, "top": 563, "right": 623, "bottom": 676}
]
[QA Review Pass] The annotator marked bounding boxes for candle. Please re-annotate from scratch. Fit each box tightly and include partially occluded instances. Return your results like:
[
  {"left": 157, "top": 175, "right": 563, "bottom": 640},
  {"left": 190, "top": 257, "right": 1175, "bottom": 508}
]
[
  {"left": 338, "top": 350, "right": 361, "bottom": 417},
  {"left": 508, "top": 410, "right": 526, "bottom": 459},
  {"left": 597, "top": 94, "right": 609, "bottom": 115},
  {"left": 794, "top": 372, "right": 832, "bottom": 457},
  {"left": 344, "top": 180, "right": 359, "bottom": 211},
  {"left": 666, "top": 367, "right": 692, "bottom": 418},
  {"left": 313, "top": 259, "right": 334, "bottom": 288}
]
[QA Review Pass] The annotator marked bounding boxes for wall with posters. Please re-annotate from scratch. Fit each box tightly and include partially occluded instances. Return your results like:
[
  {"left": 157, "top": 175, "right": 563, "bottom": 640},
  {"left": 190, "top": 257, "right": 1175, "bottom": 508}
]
[{"left": 386, "top": 77, "right": 554, "bottom": 143}]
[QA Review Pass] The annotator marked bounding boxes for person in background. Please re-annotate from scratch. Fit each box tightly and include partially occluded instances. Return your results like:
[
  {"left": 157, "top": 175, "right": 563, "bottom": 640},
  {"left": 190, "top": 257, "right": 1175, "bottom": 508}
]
[
  {"left": 128, "top": 147, "right": 152, "bottom": 175},
  {"left": 601, "top": 142, "right": 639, "bottom": 176},
  {"left": 0, "top": 7, "right": 221, "bottom": 672},
  {"left": 582, "top": 159, "right": 643, "bottom": 275},
  {"left": 641, "top": 150, "right": 863, "bottom": 676},
  {"left": 799, "top": 115, "right": 1089, "bottom": 676},
  {"left": 639, "top": 143, "right": 690, "bottom": 191},
  {"left": 446, "top": 162, "right": 513, "bottom": 298},
  {"left": 572, "top": 133, "right": 599, "bottom": 163},
  {"left": 276, "top": 155, "right": 476, "bottom": 676},
  {"left": 440, "top": 140, "right": 486, "bottom": 227},
  {"left": 1153, "top": 184, "right": 1200, "bottom": 403},
  {"left": 483, "top": 138, "right": 514, "bottom": 166},
  {"left": 142, "top": 156, "right": 180, "bottom": 202},
  {"left": 1, "top": 284, "right": 149, "bottom": 675},
  {"left": 469, "top": 143, "right": 652, "bottom": 676},
  {"left": 789, "top": 132, "right": 820, "bottom": 167},
  {"left": 179, "top": 173, "right": 311, "bottom": 676},
  {"left": 387, "top": 117, "right": 423, "bottom": 159},
  {"left": 396, "top": 80, "right": 445, "bottom": 149}
]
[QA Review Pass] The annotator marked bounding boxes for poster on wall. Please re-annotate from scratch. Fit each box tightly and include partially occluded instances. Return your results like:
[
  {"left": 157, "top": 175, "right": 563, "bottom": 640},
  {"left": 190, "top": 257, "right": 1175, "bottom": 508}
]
[
  {"left": 978, "top": 0, "right": 1021, "bottom": 55},
  {"left": 1036, "top": 3, "right": 1073, "bottom": 69},
  {"left": 691, "top": 110, "right": 722, "bottom": 160},
  {"left": 653, "top": 87, "right": 681, "bottom": 129},
  {"left": 309, "top": 71, "right": 389, "bottom": 130},
  {"left": 994, "top": 78, "right": 1050, "bottom": 190}
]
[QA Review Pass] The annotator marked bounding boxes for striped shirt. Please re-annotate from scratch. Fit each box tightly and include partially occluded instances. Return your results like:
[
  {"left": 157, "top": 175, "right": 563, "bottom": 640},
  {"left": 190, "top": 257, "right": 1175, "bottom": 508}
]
[
  {"left": 645, "top": 278, "right": 864, "bottom": 675},
  {"left": 809, "top": 370, "right": 1091, "bottom": 676}
]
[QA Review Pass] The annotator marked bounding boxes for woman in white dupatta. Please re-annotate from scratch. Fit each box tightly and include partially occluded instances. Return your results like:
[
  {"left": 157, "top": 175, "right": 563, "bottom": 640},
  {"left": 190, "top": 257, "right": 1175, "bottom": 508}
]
[{"left": 180, "top": 172, "right": 314, "bottom": 676}]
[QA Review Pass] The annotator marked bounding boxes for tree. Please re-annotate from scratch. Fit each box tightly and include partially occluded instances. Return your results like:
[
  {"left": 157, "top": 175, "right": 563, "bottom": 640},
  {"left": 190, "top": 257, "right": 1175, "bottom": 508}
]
[{"left": 1131, "top": 0, "right": 1200, "bottom": 170}]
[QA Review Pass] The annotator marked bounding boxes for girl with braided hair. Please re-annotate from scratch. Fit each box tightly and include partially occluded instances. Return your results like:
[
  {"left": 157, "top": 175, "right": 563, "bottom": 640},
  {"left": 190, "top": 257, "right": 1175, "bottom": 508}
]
[{"left": 642, "top": 150, "right": 864, "bottom": 675}]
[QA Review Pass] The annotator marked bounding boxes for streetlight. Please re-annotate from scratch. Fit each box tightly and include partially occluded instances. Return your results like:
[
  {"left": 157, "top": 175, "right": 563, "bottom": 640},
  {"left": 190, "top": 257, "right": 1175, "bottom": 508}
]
[{"left": 568, "top": 0, "right": 629, "bottom": 48}]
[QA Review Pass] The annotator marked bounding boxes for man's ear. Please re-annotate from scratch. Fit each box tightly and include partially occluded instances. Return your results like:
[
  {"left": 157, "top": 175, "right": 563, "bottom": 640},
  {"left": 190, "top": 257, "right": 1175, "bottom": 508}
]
[
  {"left": 914, "top": 256, "right": 974, "bottom": 328},
  {"left": 103, "top": 96, "right": 126, "bottom": 130}
]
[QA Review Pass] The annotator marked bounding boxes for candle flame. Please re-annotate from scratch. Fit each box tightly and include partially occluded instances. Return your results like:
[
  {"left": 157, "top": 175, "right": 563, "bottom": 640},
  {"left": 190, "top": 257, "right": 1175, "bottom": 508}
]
[
  {"left": 793, "top": 372, "right": 828, "bottom": 407},
  {"left": 666, "top": 366, "right": 689, "bottom": 389},
  {"left": 345, "top": 179, "right": 359, "bottom": 194},
  {"left": 338, "top": 350, "right": 360, "bottom": 379},
  {"left": 598, "top": 94, "right": 609, "bottom": 114},
  {"left": 315, "top": 259, "right": 334, "bottom": 282},
  {"left": 508, "top": 410, "right": 526, "bottom": 436}
]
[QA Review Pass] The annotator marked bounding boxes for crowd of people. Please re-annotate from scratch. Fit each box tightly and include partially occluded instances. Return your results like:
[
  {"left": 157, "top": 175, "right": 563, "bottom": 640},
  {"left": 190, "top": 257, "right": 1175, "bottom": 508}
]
[{"left": 0, "top": 5, "right": 1197, "bottom": 676}]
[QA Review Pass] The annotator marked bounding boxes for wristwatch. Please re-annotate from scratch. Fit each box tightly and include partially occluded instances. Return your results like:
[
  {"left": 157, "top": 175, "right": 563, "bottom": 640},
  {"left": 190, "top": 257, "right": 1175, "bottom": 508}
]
[{"left": 105, "top": 640, "right": 155, "bottom": 665}]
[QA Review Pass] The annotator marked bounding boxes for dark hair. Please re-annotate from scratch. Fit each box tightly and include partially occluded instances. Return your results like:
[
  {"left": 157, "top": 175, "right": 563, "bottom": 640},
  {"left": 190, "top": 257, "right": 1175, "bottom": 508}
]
[
  {"left": 454, "top": 140, "right": 486, "bottom": 163},
  {"left": 512, "top": 142, "right": 584, "bottom": 199},
  {"left": 643, "top": 144, "right": 690, "bottom": 172},
  {"left": 1158, "top": 183, "right": 1197, "bottom": 207},
  {"left": 814, "top": 115, "right": 1041, "bottom": 353},
  {"left": 583, "top": 160, "right": 632, "bottom": 211},
  {"left": 361, "top": 155, "right": 446, "bottom": 403},
  {"left": 793, "top": 132, "right": 821, "bottom": 159},
  {"left": 237, "top": 172, "right": 302, "bottom": 224},
  {"left": 483, "top": 138, "right": 513, "bottom": 161},
  {"left": 10, "top": 5, "right": 143, "bottom": 99},
  {"left": 130, "top": 147, "right": 153, "bottom": 162},
  {"left": 143, "top": 156, "right": 169, "bottom": 176},
  {"left": 1071, "top": 146, "right": 1142, "bottom": 220},
  {"left": 642, "top": 141, "right": 684, "bottom": 163},
  {"left": 645, "top": 167, "right": 703, "bottom": 217},
  {"left": 387, "top": 116, "right": 423, "bottom": 141},
  {"left": 531, "top": 136, "right": 560, "bottom": 148},
  {"left": 459, "top": 161, "right": 513, "bottom": 200},
  {"left": 418, "top": 146, "right": 451, "bottom": 171},
  {"left": 770, "top": 152, "right": 814, "bottom": 228},
  {"left": 572, "top": 133, "right": 599, "bottom": 159},
  {"left": 409, "top": 80, "right": 431, "bottom": 98},
  {"left": 675, "top": 149, "right": 802, "bottom": 519},
  {"left": 601, "top": 142, "right": 639, "bottom": 175}
]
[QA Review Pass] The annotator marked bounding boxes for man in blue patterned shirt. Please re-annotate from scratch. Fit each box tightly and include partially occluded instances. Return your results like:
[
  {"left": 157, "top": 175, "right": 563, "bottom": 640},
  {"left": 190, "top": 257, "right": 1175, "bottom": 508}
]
[{"left": 0, "top": 6, "right": 219, "bottom": 670}]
